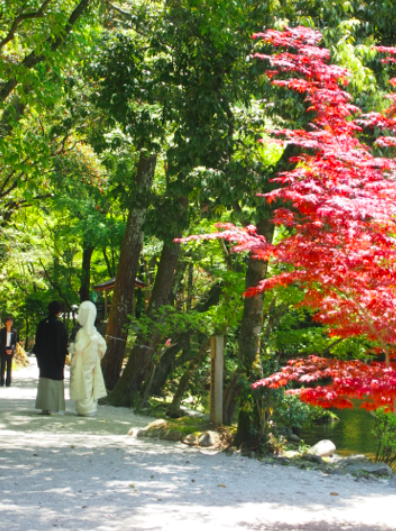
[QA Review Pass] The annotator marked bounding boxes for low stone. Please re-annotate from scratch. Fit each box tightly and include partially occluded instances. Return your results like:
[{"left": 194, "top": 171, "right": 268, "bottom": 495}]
[
  {"left": 146, "top": 428, "right": 164, "bottom": 439},
  {"left": 136, "top": 428, "right": 148, "bottom": 438},
  {"left": 127, "top": 428, "right": 137, "bottom": 436},
  {"left": 146, "top": 419, "right": 167, "bottom": 429},
  {"left": 287, "top": 434, "right": 301, "bottom": 443},
  {"left": 161, "top": 429, "right": 182, "bottom": 442},
  {"left": 343, "top": 462, "right": 392, "bottom": 477},
  {"left": 309, "top": 440, "right": 336, "bottom": 457},
  {"left": 199, "top": 431, "right": 219, "bottom": 447},
  {"left": 343, "top": 454, "right": 369, "bottom": 462},
  {"left": 182, "top": 434, "right": 200, "bottom": 446}
]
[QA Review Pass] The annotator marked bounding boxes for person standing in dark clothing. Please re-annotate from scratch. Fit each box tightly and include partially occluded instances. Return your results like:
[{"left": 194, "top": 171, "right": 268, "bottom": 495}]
[
  {"left": 0, "top": 316, "right": 18, "bottom": 387},
  {"left": 32, "top": 301, "right": 68, "bottom": 415}
]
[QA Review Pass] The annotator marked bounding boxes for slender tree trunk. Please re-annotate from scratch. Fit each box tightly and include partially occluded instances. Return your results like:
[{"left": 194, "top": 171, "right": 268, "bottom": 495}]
[
  {"left": 150, "top": 281, "right": 224, "bottom": 396},
  {"left": 187, "top": 261, "right": 193, "bottom": 310},
  {"left": 102, "top": 247, "right": 114, "bottom": 277},
  {"left": 101, "top": 153, "right": 157, "bottom": 389},
  {"left": 25, "top": 307, "right": 29, "bottom": 351},
  {"left": 150, "top": 334, "right": 187, "bottom": 395},
  {"left": 79, "top": 242, "right": 94, "bottom": 302},
  {"left": 109, "top": 238, "right": 184, "bottom": 407},
  {"left": 167, "top": 339, "right": 210, "bottom": 418}
]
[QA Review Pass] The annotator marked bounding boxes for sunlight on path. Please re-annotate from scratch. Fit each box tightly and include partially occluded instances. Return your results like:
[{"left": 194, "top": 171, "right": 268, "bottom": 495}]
[{"left": 0, "top": 361, "right": 395, "bottom": 531}]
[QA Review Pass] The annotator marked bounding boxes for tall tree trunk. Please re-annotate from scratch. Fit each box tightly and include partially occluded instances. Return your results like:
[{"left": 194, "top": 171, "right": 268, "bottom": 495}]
[
  {"left": 109, "top": 238, "right": 184, "bottom": 407},
  {"left": 235, "top": 218, "right": 274, "bottom": 446},
  {"left": 235, "top": 144, "right": 298, "bottom": 446},
  {"left": 101, "top": 153, "right": 157, "bottom": 389},
  {"left": 238, "top": 218, "right": 275, "bottom": 370},
  {"left": 167, "top": 339, "right": 210, "bottom": 418},
  {"left": 79, "top": 242, "right": 94, "bottom": 302}
]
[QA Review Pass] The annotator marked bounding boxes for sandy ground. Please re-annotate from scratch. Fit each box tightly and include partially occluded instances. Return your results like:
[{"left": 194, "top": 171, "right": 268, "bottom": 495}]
[{"left": 0, "top": 361, "right": 395, "bottom": 531}]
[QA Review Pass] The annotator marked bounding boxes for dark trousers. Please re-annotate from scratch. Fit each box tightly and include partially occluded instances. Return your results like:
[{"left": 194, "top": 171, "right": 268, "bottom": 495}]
[{"left": 0, "top": 354, "right": 13, "bottom": 386}]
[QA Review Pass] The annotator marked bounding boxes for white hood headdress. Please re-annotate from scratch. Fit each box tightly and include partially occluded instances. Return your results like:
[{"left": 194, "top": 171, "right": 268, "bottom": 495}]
[{"left": 78, "top": 301, "right": 97, "bottom": 336}]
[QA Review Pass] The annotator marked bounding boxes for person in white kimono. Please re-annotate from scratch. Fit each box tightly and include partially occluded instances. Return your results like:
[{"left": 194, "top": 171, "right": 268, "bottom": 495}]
[{"left": 69, "top": 301, "right": 107, "bottom": 416}]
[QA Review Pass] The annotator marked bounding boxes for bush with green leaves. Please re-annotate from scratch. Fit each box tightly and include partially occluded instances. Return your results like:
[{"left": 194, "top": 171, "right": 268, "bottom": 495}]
[
  {"left": 272, "top": 393, "right": 313, "bottom": 431},
  {"left": 272, "top": 392, "right": 338, "bottom": 431},
  {"left": 373, "top": 408, "right": 396, "bottom": 471}
]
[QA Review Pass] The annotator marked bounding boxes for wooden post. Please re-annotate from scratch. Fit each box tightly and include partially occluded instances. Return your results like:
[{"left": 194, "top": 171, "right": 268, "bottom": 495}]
[{"left": 210, "top": 336, "right": 224, "bottom": 424}]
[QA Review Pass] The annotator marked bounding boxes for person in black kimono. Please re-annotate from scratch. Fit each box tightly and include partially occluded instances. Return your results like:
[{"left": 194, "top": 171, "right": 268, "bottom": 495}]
[
  {"left": 0, "top": 316, "right": 18, "bottom": 387},
  {"left": 33, "top": 301, "right": 68, "bottom": 415}
]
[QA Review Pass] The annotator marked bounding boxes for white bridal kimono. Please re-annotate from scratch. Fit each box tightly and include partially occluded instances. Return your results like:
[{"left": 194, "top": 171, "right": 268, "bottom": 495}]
[{"left": 69, "top": 301, "right": 107, "bottom": 416}]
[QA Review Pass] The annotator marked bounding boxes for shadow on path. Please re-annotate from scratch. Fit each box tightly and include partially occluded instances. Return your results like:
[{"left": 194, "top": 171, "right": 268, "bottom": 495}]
[{"left": 0, "top": 359, "right": 395, "bottom": 531}]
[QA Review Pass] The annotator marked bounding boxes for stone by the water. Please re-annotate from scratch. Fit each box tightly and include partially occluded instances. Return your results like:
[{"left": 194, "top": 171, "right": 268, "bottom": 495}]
[
  {"left": 309, "top": 439, "right": 336, "bottom": 457},
  {"left": 342, "top": 461, "right": 392, "bottom": 477}
]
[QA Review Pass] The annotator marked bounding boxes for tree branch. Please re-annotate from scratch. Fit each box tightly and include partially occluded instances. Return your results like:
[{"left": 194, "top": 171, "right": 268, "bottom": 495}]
[
  {"left": 0, "top": 0, "right": 91, "bottom": 102},
  {"left": 1, "top": 194, "right": 54, "bottom": 223},
  {"left": 106, "top": 1, "right": 132, "bottom": 17},
  {"left": 0, "top": 0, "right": 53, "bottom": 51}
]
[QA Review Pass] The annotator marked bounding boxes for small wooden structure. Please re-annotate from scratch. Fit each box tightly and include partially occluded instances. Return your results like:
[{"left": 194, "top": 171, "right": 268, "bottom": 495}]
[{"left": 93, "top": 277, "right": 145, "bottom": 319}]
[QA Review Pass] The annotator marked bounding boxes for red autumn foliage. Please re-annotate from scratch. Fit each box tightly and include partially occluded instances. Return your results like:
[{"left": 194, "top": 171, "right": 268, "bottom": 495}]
[
  {"left": 179, "top": 26, "right": 396, "bottom": 410},
  {"left": 252, "top": 355, "right": 396, "bottom": 411},
  {"left": 250, "top": 27, "right": 396, "bottom": 410}
]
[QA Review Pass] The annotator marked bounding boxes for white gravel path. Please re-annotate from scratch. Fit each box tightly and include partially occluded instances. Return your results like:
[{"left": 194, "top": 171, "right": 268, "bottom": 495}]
[{"left": 0, "top": 360, "right": 395, "bottom": 531}]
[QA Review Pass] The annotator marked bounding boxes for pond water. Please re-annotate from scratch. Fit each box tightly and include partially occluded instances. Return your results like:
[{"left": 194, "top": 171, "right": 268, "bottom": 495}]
[{"left": 301, "top": 406, "right": 377, "bottom": 459}]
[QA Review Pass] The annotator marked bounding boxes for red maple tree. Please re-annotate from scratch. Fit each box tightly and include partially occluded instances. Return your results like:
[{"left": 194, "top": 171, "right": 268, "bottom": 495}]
[{"left": 179, "top": 26, "right": 396, "bottom": 411}]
